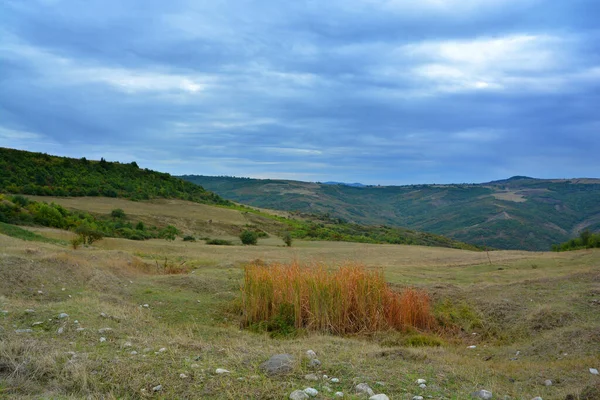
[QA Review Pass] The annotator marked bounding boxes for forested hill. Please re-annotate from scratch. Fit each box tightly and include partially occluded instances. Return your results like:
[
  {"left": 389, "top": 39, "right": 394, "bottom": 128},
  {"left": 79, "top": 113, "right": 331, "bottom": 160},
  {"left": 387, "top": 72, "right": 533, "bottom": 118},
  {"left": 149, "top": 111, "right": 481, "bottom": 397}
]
[
  {"left": 0, "top": 147, "right": 229, "bottom": 205},
  {"left": 180, "top": 175, "right": 600, "bottom": 251}
]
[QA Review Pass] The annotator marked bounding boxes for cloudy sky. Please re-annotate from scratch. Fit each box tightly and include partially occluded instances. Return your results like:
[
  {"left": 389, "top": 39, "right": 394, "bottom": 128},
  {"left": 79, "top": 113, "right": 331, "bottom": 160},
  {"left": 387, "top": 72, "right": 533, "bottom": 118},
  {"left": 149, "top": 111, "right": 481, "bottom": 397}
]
[{"left": 1, "top": 0, "right": 599, "bottom": 184}]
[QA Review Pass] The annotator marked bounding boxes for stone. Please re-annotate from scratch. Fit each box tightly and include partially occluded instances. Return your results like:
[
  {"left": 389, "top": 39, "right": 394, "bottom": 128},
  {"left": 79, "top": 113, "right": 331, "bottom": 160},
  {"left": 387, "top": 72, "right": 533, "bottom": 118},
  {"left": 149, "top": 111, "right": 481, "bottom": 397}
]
[
  {"left": 76, "top": 328, "right": 85, "bottom": 332},
  {"left": 100, "top": 312, "right": 108, "bottom": 318},
  {"left": 306, "top": 349, "right": 317, "bottom": 359},
  {"left": 58, "top": 313, "right": 69, "bottom": 319},
  {"left": 355, "top": 383, "right": 375, "bottom": 397},
  {"left": 158, "top": 347, "right": 167, "bottom": 352},
  {"left": 152, "top": 384, "right": 162, "bottom": 392},
  {"left": 331, "top": 378, "right": 340, "bottom": 383},
  {"left": 304, "top": 373, "right": 319, "bottom": 381},
  {"left": 100, "top": 337, "right": 107, "bottom": 342},
  {"left": 308, "top": 358, "right": 321, "bottom": 368},
  {"left": 260, "top": 354, "right": 295, "bottom": 376},
  {"left": 335, "top": 393, "right": 344, "bottom": 398},
  {"left": 544, "top": 380, "right": 552, "bottom": 386},
  {"left": 98, "top": 328, "right": 113, "bottom": 334},
  {"left": 290, "top": 390, "right": 309, "bottom": 400},
  {"left": 25, "top": 309, "right": 35, "bottom": 313},
  {"left": 180, "top": 373, "right": 188, "bottom": 378},
  {"left": 15, "top": 329, "right": 33, "bottom": 333},
  {"left": 57, "top": 327, "right": 64, "bottom": 334},
  {"left": 416, "top": 379, "right": 427, "bottom": 384},
  {"left": 590, "top": 368, "right": 599, "bottom": 375},
  {"left": 303, "top": 387, "right": 318, "bottom": 397},
  {"left": 472, "top": 390, "right": 493, "bottom": 399},
  {"left": 32, "top": 321, "right": 44, "bottom": 326},
  {"left": 143, "top": 304, "right": 150, "bottom": 308},
  {"left": 468, "top": 345, "right": 477, "bottom": 349},
  {"left": 74, "top": 320, "right": 79, "bottom": 324},
  {"left": 531, "top": 397, "right": 543, "bottom": 400},
  {"left": 419, "top": 383, "right": 427, "bottom": 389},
  {"left": 369, "top": 395, "right": 389, "bottom": 400},
  {"left": 215, "top": 368, "right": 230, "bottom": 374},
  {"left": 413, "top": 397, "right": 424, "bottom": 400},
  {"left": 130, "top": 351, "right": 138, "bottom": 355}
]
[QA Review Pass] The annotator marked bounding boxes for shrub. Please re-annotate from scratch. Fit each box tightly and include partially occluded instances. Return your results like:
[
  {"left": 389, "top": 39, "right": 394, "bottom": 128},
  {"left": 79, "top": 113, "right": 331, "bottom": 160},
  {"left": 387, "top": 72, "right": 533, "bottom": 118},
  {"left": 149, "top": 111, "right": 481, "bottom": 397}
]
[
  {"left": 282, "top": 232, "right": 293, "bottom": 247},
  {"left": 111, "top": 208, "right": 126, "bottom": 219},
  {"left": 159, "top": 225, "right": 179, "bottom": 241},
  {"left": 240, "top": 230, "right": 258, "bottom": 245},
  {"left": 241, "top": 261, "right": 435, "bottom": 335},
  {"left": 74, "top": 223, "right": 103, "bottom": 245},
  {"left": 206, "top": 238, "right": 233, "bottom": 246},
  {"left": 70, "top": 236, "right": 83, "bottom": 249},
  {"left": 183, "top": 235, "right": 196, "bottom": 242}
]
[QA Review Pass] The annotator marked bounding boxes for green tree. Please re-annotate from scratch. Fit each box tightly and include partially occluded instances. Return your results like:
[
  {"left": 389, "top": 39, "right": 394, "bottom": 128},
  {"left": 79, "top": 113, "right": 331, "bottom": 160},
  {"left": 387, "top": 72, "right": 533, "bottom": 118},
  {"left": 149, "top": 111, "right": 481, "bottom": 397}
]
[
  {"left": 111, "top": 208, "right": 126, "bottom": 219},
  {"left": 159, "top": 225, "right": 179, "bottom": 241},
  {"left": 282, "top": 231, "right": 293, "bottom": 247},
  {"left": 240, "top": 230, "right": 258, "bottom": 245}
]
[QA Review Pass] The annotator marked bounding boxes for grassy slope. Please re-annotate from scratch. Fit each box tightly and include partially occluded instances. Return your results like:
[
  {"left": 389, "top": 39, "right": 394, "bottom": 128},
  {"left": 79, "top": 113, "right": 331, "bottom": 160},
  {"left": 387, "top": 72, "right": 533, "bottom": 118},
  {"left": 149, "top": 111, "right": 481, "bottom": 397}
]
[
  {"left": 180, "top": 175, "right": 600, "bottom": 251},
  {"left": 1, "top": 227, "right": 599, "bottom": 399}
]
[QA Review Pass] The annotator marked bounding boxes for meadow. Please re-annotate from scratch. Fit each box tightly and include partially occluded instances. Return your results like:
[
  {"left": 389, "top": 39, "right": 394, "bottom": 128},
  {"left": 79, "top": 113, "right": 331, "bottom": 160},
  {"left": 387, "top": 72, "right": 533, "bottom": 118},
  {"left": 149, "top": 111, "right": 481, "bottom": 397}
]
[{"left": 0, "top": 197, "right": 599, "bottom": 399}]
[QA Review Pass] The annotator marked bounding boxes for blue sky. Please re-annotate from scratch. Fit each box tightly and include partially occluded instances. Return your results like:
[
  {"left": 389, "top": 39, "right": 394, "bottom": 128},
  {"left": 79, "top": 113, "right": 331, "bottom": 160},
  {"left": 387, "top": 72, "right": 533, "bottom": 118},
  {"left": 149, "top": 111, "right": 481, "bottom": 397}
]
[{"left": 1, "top": 0, "right": 599, "bottom": 185}]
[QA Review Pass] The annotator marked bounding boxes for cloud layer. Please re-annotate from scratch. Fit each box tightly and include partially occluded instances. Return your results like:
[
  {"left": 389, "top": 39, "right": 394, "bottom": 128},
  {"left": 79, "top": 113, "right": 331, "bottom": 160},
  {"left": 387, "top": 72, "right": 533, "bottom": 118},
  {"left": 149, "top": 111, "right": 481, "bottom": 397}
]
[{"left": 1, "top": 0, "right": 599, "bottom": 184}]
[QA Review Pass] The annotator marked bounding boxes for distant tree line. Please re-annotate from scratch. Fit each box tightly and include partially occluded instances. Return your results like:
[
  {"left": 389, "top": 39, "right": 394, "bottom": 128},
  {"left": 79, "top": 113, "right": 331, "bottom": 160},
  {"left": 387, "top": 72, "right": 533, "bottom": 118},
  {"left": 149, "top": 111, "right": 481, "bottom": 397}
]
[
  {"left": 552, "top": 230, "right": 600, "bottom": 251},
  {"left": 0, "top": 148, "right": 230, "bottom": 205}
]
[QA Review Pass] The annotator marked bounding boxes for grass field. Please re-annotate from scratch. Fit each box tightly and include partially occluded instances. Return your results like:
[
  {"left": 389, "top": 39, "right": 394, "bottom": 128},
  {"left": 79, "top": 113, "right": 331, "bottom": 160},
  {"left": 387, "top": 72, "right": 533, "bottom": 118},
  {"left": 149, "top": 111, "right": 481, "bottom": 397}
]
[{"left": 1, "top": 198, "right": 599, "bottom": 399}]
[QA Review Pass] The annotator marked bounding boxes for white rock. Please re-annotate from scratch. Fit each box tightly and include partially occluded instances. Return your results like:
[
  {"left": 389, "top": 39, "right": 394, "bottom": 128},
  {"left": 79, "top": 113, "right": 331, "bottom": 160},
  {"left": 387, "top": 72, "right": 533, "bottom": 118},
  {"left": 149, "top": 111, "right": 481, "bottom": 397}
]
[
  {"left": 130, "top": 351, "right": 138, "bottom": 355},
  {"left": 58, "top": 313, "right": 69, "bottom": 319},
  {"left": 369, "top": 395, "right": 389, "bottom": 400},
  {"left": 304, "top": 374, "right": 319, "bottom": 381},
  {"left": 25, "top": 309, "right": 35, "bottom": 313},
  {"left": 57, "top": 327, "right": 64, "bottom": 334},
  {"left": 152, "top": 384, "right": 162, "bottom": 392},
  {"left": 99, "top": 337, "right": 106, "bottom": 342},
  {"left": 76, "top": 328, "right": 85, "bottom": 332},
  {"left": 323, "top": 375, "right": 328, "bottom": 379},
  {"left": 68, "top": 295, "right": 72, "bottom": 298},
  {"left": 100, "top": 312, "right": 108, "bottom": 318},
  {"left": 74, "top": 320, "right": 79, "bottom": 324},
  {"left": 375, "top": 381, "right": 385, "bottom": 386},
  {"left": 143, "top": 304, "right": 150, "bottom": 308},
  {"left": 416, "top": 379, "right": 427, "bottom": 384},
  {"left": 98, "top": 328, "right": 112, "bottom": 334},
  {"left": 306, "top": 350, "right": 317, "bottom": 359},
  {"left": 158, "top": 347, "right": 167, "bottom": 352},
  {"left": 334, "top": 393, "right": 344, "bottom": 398},
  {"left": 355, "top": 383, "right": 375, "bottom": 397},
  {"left": 419, "top": 383, "right": 427, "bottom": 389},
  {"left": 331, "top": 378, "right": 340, "bottom": 383},
  {"left": 191, "top": 364, "right": 200, "bottom": 368},
  {"left": 543, "top": 380, "right": 552, "bottom": 386},
  {"left": 308, "top": 358, "right": 321, "bottom": 368},
  {"left": 38, "top": 290, "right": 43, "bottom": 294},
  {"left": 531, "top": 397, "right": 543, "bottom": 400},
  {"left": 303, "top": 387, "right": 318, "bottom": 397},
  {"left": 215, "top": 368, "right": 230, "bottom": 374},
  {"left": 15, "top": 329, "right": 33, "bottom": 333},
  {"left": 472, "top": 389, "right": 493, "bottom": 399},
  {"left": 1, "top": 310, "right": 8, "bottom": 314},
  {"left": 468, "top": 345, "right": 477, "bottom": 349},
  {"left": 290, "top": 390, "right": 309, "bottom": 400},
  {"left": 123, "top": 341, "right": 132, "bottom": 348},
  {"left": 413, "top": 397, "right": 424, "bottom": 400},
  {"left": 180, "top": 373, "right": 188, "bottom": 379},
  {"left": 590, "top": 368, "right": 599, "bottom": 375},
  {"left": 32, "top": 321, "right": 44, "bottom": 326}
]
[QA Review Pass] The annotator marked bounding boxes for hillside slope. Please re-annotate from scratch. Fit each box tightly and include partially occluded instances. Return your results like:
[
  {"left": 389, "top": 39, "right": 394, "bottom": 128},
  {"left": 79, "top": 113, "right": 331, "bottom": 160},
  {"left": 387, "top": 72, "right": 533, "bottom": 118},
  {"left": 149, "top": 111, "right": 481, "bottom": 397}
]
[
  {"left": 180, "top": 175, "right": 600, "bottom": 250},
  {"left": 0, "top": 147, "right": 228, "bottom": 205}
]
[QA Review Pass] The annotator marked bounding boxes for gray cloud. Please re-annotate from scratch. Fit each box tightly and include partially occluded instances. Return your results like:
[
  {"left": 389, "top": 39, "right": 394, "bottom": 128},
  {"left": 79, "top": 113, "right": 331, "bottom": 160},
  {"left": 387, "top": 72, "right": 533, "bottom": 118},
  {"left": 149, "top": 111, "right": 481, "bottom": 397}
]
[{"left": 1, "top": 0, "right": 599, "bottom": 184}]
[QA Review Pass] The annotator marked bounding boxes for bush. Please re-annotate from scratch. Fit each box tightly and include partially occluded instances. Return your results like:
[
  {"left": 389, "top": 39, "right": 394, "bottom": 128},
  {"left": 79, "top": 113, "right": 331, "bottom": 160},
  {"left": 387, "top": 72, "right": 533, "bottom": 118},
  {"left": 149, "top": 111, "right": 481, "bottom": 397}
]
[
  {"left": 282, "top": 232, "right": 293, "bottom": 247},
  {"left": 242, "top": 261, "right": 435, "bottom": 335},
  {"left": 111, "top": 208, "right": 126, "bottom": 219},
  {"left": 182, "top": 235, "right": 196, "bottom": 242},
  {"left": 206, "top": 238, "right": 233, "bottom": 246},
  {"left": 240, "top": 230, "right": 258, "bottom": 245},
  {"left": 159, "top": 225, "right": 179, "bottom": 241}
]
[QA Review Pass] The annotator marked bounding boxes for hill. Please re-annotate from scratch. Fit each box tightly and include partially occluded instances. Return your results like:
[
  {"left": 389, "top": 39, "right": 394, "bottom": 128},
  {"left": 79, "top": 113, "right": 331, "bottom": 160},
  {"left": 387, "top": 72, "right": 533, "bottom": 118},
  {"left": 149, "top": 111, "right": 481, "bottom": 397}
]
[
  {"left": 0, "top": 148, "right": 478, "bottom": 250},
  {"left": 179, "top": 175, "right": 600, "bottom": 250},
  {"left": 0, "top": 147, "right": 229, "bottom": 205}
]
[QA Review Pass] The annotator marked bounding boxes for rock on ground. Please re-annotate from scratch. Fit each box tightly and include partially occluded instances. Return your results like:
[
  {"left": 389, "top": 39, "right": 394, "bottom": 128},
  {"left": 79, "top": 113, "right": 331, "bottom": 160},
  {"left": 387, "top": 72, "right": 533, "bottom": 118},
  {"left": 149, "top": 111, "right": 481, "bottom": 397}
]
[
  {"left": 290, "top": 389, "right": 309, "bottom": 400},
  {"left": 260, "top": 354, "right": 295, "bottom": 376},
  {"left": 369, "top": 395, "right": 389, "bottom": 400},
  {"left": 303, "top": 387, "right": 318, "bottom": 397},
  {"left": 355, "top": 383, "right": 375, "bottom": 397},
  {"left": 472, "top": 390, "right": 493, "bottom": 399},
  {"left": 306, "top": 350, "right": 317, "bottom": 359},
  {"left": 215, "top": 368, "right": 230, "bottom": 374}
]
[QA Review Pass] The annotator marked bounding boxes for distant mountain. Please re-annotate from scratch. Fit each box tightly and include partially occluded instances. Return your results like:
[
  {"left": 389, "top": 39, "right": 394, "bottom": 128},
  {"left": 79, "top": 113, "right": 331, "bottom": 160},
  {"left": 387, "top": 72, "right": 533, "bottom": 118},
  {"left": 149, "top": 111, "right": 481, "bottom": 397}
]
[
  {"left": 180, "top": 175, "right": 600, "bottom": 251},
  {"left": 323, "top": 181, "right": 367, "bottom": 187}
]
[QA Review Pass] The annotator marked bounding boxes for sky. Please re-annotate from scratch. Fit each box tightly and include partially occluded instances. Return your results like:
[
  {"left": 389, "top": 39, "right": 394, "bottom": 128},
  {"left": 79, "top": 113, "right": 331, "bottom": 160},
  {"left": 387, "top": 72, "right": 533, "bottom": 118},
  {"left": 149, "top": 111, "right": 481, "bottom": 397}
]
[{"left": 1, "top": 0, "right": 599, "bottom": 185}]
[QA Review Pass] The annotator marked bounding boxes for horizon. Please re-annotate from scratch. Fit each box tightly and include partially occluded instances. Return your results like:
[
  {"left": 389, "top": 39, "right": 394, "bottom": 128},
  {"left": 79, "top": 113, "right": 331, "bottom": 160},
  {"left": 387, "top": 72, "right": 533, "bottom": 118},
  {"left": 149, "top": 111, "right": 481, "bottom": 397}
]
[{"left": 1, "top": 1, "right": 599, "bottom": 185}]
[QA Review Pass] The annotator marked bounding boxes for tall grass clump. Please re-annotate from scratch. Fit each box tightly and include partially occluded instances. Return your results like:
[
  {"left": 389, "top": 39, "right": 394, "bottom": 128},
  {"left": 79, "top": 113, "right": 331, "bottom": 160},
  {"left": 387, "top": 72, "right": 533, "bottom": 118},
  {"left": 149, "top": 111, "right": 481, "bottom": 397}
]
[{"left": 242, "top": 261, "right": 434, "bottom": 335}]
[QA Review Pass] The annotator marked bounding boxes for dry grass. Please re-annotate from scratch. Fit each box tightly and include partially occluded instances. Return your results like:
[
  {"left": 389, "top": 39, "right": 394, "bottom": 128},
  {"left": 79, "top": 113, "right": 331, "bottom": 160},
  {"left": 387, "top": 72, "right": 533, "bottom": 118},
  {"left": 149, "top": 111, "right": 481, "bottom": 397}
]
[{"left": 242, "top": 261, "right": 434, "bottom": 334}]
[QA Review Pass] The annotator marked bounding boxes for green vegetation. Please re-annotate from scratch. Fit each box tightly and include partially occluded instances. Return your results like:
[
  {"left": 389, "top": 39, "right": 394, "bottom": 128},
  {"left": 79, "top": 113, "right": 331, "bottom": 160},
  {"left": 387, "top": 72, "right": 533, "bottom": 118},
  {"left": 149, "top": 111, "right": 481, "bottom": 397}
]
[
  {"left": 282, "top": 231, "right": 293, "bottom": 247},
  {"left": 0, "top": 195, "right": 163, "bottom": 241},
  {"left": 205, "top": 238, "right": 233, "bottom": 245},
  {"left": 181, "top": 175, "right": 600, "bottom": 250},
  {"left": 239, "top": 229, "right": 258, "bottom": 245},
  {"left": 552, "top": 229, "right": 600, "bottom": 251},
  {"left": 0, "top": 221, "right": 64, "bottom": 245},
  {"left": 0, "top": 147, "right": 229, "bottom": 205}
]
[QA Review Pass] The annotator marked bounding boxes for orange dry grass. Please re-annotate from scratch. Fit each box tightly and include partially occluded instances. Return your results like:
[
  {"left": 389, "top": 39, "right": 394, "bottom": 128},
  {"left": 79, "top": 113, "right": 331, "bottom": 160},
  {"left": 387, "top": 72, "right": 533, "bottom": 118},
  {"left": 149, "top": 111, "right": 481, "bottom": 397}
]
[{"left": 242, "top": 261, "right": 434, "bottom": 335}]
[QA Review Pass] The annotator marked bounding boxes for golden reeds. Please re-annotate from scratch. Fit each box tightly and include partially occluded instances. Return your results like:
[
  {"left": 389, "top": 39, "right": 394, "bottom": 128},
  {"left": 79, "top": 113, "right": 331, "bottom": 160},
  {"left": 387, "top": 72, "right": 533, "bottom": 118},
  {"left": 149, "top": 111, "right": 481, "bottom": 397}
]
[{"left": 241, "top": 261, "right": 434, "bottom": 335}]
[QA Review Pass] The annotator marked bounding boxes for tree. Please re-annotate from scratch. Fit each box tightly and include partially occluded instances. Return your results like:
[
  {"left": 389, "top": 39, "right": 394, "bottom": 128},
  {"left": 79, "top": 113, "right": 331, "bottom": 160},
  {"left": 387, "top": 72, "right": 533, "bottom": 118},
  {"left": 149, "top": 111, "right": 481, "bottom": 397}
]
[
  {"left": 240, "top": 230, "right": 258, "bottom": 245},
  {"left": 282, "top": 232, "right": 293, "bottom": 247},
  {"left": 159, "top": 225, "right": 179, "bottom": 241},
  {"left": 111, "top": 208, "right": 126, "bottom": 219}
]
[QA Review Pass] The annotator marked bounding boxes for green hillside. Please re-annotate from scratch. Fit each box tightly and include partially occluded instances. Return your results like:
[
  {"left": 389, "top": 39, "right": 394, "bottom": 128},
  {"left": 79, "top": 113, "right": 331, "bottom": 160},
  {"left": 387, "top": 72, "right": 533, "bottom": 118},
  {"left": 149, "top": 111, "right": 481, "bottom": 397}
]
[
  {"left": 180, "top": 175, "right": 600, "bottom": 250},
  {"left": 0, "top": 147, "right": 229, "bottom": 205}
]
